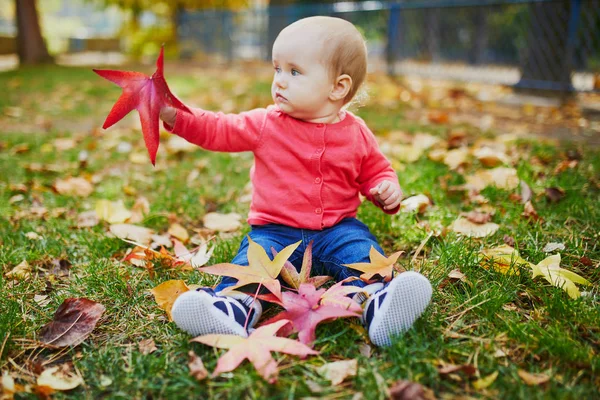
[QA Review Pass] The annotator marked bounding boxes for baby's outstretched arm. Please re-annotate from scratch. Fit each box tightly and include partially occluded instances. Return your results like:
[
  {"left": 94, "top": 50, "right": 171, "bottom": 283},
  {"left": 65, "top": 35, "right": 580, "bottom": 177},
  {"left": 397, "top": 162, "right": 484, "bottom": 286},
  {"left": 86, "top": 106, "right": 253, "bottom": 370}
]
[{"left": 369, "top": 181, "right": 403, "bottom": 211}]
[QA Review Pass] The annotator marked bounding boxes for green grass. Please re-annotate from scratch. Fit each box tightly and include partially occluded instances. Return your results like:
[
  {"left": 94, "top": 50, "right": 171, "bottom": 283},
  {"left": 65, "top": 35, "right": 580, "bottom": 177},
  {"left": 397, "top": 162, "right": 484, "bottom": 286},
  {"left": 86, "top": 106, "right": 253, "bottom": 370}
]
[{"left": 1, "top": 65, "right": 599, "bottom": 399}]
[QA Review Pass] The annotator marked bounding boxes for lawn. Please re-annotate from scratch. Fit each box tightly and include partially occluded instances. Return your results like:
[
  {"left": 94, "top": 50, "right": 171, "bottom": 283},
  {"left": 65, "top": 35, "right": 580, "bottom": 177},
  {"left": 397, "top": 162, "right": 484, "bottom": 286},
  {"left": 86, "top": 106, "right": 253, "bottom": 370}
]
[{"left": 0, "top": 63, "right": 599, "bottom": 399}]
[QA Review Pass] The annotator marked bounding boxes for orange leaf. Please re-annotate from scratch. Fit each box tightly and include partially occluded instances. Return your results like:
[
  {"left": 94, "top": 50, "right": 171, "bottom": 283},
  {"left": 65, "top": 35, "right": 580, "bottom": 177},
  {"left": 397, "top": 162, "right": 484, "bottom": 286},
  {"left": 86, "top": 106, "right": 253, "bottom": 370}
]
[
  {"left": 150, "top": 280, "right": 190, "bottom": 321},
  {"left": 192, "top": 319, "right": 318, "bottom": 383}
]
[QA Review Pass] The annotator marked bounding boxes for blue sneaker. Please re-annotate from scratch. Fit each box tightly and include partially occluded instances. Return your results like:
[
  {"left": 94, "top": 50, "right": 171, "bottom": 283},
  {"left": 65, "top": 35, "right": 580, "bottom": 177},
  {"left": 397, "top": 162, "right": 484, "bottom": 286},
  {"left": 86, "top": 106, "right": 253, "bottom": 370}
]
[
  {"left": 171, "top": 288, "right": 262, "bottom": 338},
  {"left": 359, "top": 271, "right": 432, "bottom": 347}
]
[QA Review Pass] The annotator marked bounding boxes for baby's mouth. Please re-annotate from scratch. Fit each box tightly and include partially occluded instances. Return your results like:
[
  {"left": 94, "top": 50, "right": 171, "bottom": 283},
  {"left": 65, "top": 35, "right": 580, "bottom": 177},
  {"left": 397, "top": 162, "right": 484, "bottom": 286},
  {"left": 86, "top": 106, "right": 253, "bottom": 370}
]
[{"left": 276, "top": 93, "right": 288, "bottom": 102}]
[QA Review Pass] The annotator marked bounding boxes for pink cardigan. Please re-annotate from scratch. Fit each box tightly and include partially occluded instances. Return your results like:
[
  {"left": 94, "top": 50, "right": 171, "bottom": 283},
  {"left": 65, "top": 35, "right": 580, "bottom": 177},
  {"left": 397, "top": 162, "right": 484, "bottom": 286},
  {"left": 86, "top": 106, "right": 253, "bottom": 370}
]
[{"left": 167, "top": 105, "right": 400, "bottom": 230}]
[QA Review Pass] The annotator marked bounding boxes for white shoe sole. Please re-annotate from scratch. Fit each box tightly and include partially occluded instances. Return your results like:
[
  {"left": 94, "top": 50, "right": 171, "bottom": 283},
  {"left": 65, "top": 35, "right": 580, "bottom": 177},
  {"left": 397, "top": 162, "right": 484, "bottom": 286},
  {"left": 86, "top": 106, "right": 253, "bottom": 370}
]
[
  {"left": 368, "top": 271, "right": 432, "bottom": 347},
  {"left": 171, "top": 290, "right": 248, "bottom": 338}
]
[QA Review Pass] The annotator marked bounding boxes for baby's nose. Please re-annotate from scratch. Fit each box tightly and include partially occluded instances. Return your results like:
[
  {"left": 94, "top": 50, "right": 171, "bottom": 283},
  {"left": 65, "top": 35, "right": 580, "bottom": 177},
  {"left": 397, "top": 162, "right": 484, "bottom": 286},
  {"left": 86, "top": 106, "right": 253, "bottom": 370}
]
[{"left": 274, "top": 75, "right": 287, "bottom": 89}]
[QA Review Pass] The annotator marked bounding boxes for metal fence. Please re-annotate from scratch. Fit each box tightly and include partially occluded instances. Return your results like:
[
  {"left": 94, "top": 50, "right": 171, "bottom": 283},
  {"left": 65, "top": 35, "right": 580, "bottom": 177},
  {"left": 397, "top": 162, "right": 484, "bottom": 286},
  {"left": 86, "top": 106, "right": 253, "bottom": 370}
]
[{"left": 177, "top": 0, "right": 600, "bottom": 92}]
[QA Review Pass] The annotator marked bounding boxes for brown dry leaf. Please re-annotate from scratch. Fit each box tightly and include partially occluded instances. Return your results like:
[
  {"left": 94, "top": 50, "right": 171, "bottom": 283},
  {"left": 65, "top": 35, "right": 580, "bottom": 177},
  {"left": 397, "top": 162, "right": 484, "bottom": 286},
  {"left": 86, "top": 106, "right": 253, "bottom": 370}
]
[
  {"left": 542, "top": 242, "right": 565, "bottom": 253},
  {"left": 39, "top": 298, "right": 105, "bottom": 347},
  {"left": 523, "top": 201, "right": 543, "bottom": 223},
  {"left": 168, "top": 223, "right": 189, "bottom": 243},
  {"left": 53, "top": 138, "right": 77, "bottom": 151},
  {"left": 25, "top": 232, "right": 42, "bottom": 240},
  {"left": 400, "top": 194, "right": 432, "bottom": 213},
  {"left": 150, "top": 280, "right": 190, "bottom": 321},
  {"left": 389, "top": 380, "right": 432, "bottom": 400},
  {"left": 545, "top": 187, "right": 565, "bottom": 203},
  {"left": 428, "top": 148, "right": 447, "bottom": 162},
  {"left": 129, "top": 196, "right": 150, "bottom": 224},
  {"left": 95, "top": 199, "right": 132, "bottom": 224},
  {"left": 109, "top": 224, "right": 154, "bottom": 245},
  {"left": 138, "top": 338, "right": 157, "bottom": 355},
  {"left": 554, "top": 160, "right": 578, "bottom": 174},
  {"left": 443, "top": 148, "right": 470, "bottom": 170},
  {"left": 317, "top": 359, "right": 357, "bottom": 386},
  {"left": 520, "top": 181, "right": 533, "bottom": 204},
  {"left": 465, "top": 167, "right": 519, "bottom": 191},
  {"left": 5, "top": 260, "right": 32, "bottom": 280},
  {"left": 463, "top": 210, "right": 492, "bottom": 224},
  {"left": 36, "top": 365, "right": 83, "bottom": 393},
  {"left": 391, "top": 144, "right": 423, "bottom": 163},
  {"left": 188, "top": 351, "right": 208, "bottom": 381},
  {"left": 34, "top": 294, "right": 51, "bottom": 307},
  {"left": 438, "top": 363, "right": 477, "bottom": 376},
  {"left": 448, "top": 269, "right": 467, "bottom": 282},
  {"left": 517, "top": 369, "right": 550, "bottom": 386},
  {"left": 203, "top": 212, "right": 242, "bottom": 232},
  {"left": 54, "top": 177, "right": 93, "bottom": 197},
  {"left": 473, "top": 146, "right": 508, "bottom": 167},
  {"left": 76, "top": 210, "right": 99, "bottom": 228},
  {"left": 451, "top": 217, "right": 499, "bottom": 238},
  {"left": 413, "top": 133, "right": 442, "bottom": 151},
  {"left": 428, "top": 111, "right": 449, "bottom": 124}
]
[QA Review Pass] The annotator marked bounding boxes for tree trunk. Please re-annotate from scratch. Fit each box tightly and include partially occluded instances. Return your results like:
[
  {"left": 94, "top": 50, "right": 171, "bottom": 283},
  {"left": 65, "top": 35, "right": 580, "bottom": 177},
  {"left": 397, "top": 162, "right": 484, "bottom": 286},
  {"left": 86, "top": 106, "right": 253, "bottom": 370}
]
[{"left": 15, "top": 0, "right": 53, "bottom": 65}]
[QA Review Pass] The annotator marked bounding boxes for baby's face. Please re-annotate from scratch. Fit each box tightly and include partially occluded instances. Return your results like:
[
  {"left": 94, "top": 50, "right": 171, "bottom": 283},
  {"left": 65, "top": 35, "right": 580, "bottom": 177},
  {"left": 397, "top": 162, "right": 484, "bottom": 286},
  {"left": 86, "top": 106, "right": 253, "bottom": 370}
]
[{"left": 271, "top": 33, "right": 335, "bottom": 121}]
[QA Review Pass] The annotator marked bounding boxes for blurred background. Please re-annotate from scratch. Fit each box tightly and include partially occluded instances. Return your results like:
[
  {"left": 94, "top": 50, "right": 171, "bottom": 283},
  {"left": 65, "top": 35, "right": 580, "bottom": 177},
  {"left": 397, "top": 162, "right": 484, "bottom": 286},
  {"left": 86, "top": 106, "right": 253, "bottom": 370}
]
[{"left": 1, "top": 0, "right": 599, "bottom": 93}]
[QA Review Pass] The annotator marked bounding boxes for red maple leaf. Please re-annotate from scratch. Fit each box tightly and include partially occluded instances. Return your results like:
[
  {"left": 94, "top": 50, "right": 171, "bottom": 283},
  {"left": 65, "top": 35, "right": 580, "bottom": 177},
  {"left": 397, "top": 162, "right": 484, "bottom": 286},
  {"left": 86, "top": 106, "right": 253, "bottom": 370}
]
[
  {"left": 93, "top": 47, "right": 190, "bottom": 165},
  {"left": 262, "top": 283, "right": 362, "bottom": 347}
]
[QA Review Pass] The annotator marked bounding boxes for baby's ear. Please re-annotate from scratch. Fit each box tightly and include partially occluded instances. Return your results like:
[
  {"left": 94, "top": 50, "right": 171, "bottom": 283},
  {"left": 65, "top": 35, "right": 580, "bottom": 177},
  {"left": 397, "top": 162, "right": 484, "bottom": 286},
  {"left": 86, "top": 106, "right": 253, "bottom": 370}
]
[{"left": 329, "top": 74, "right": 352, "bottom": 102}]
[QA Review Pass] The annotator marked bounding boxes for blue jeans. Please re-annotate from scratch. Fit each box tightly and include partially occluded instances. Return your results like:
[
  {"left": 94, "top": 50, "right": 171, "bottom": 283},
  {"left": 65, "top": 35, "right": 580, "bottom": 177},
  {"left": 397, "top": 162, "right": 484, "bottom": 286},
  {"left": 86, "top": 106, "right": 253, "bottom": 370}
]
[{"left": 215, "top": 218, "right": 383, "bottom": 292}]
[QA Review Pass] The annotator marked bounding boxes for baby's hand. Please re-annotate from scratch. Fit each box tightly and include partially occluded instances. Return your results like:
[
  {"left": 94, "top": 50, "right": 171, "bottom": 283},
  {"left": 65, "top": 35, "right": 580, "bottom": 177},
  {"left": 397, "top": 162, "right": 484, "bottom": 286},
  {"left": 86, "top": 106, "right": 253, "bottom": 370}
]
[
  {"left": 369, "top": 180, "right": 403, "bottom": 210},
  {"left": 160, "top": 107, "right": 177, "bottom": 127}
]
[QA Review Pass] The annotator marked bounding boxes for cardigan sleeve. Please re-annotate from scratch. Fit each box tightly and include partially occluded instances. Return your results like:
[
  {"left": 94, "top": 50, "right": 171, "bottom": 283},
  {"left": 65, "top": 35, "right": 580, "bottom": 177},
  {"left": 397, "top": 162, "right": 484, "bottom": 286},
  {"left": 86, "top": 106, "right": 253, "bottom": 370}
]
[
  {"left": 163, "top": 107, "right": 268, "bottom": 152},
  {"left": 356, "top": 125, "right": 401, "bottom": 215}
]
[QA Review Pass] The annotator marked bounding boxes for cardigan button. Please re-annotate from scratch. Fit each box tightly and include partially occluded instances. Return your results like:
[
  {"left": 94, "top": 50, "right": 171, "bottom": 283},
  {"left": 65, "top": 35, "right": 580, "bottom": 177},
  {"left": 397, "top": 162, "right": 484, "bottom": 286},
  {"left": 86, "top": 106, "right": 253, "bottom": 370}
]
[
  {"left": 314, "top": 177, "right": 321, "bottom": 184},
  {"left": 315, "top": 208, "right": 322, "bottom": 214},
  {"left": 316, "top": 123, "right": 324, "bottom": 128}
]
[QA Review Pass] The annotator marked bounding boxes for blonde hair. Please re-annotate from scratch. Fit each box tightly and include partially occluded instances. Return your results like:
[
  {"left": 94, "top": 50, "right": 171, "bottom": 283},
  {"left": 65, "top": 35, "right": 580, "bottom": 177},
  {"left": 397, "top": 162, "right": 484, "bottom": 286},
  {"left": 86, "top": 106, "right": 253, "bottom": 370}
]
[{"left": 280, "top": 17, "right": 368, "bottom": 104}]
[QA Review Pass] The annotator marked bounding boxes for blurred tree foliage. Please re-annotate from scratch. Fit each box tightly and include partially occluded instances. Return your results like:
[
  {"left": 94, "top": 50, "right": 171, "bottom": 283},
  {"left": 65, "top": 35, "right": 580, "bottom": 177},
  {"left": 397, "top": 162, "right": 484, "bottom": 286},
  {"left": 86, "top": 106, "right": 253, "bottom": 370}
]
[{"left": 88, "top": 0, "right": 248, "bottom": 57}]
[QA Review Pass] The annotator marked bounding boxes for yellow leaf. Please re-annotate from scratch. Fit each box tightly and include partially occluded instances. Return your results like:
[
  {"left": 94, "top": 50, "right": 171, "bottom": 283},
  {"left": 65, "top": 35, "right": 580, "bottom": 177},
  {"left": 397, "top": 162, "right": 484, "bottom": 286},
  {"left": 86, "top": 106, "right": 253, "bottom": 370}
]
[
  {"left": 150, "top": 280, "right": 190, "bottom": 321},
  {"left": 201, "top": 238, "right": 301, "bottom": 299},
  {"left": 472, "top": 370, "right": 499, "bottom": 390},
  {"left": 452, "top": 217, "right": 499, "bottom": 238},
  {"left": 343, "top": 247, "right": 403, "bottom": 281},
  {"left": 5, "top": 260, "right": 31, "bottom": 280},
  {"left": 479, "top": 245, "right": 529, "bottom": 275},
  {"left": 532, "top": 254, "right": 591, "bottom": 299},
  {"left": 168, "top": 223, "right": 189, "bottom": 242},
  {"left": 96, "top": 199, "right": 132, "bottom": 224}
]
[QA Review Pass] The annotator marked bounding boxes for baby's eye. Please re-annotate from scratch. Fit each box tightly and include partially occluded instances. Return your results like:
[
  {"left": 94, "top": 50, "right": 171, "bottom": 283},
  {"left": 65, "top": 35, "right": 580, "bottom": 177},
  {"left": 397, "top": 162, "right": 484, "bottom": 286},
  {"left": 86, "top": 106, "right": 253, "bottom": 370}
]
[
  {"left": 291, "top": 69, "right": 300, "bottom": 76},
  {"left": 274, "top": 66, "right": 281, "bottom": 73}
]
